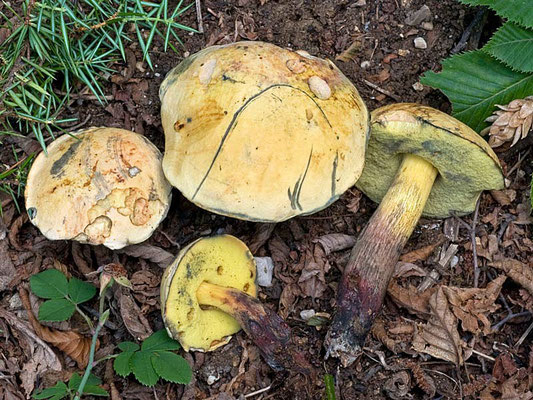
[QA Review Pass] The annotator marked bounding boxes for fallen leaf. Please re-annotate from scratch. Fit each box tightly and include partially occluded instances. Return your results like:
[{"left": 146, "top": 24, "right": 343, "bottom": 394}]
[
  {"left": 313, "top": 233, "right": 355, "bottom": 256},
  {"left": 248, "top": 223, "right": 276, "bottom": 254},
  {"left": 412, "top": 286, "right": 464, "bottom": 365},
  {"left": 335, "top": 36, "right": 364, "bottom": 62},
  {"left": 393, "top": 262, "right": 427, "bottom": 278},
  {"left": 383, "top": 371, "right": 410, "bottom": 400},
  {"left": 117, "top": 287, "right": 153, "bottom": 341},
  {"left": 131, "top": 270, "right": 160, "bottom": 309},
  {"left": 297, "top": 244, "right": 330, "bottom": 299},
  {"left": 387, "top": 280, "right": 434, "bottom": 318},
  {"left": 389, "top": 323, "right": 415, "bottom": 335},
  {"left": 19, "top": 287, "right": 95, "bottom": 369},
  {"left": 443, "top": 275, "right": 506, "bottom": 334},
  {"left": 491, "top": 259, "right": 533, "bottom": 296},
  {"left": 278, "top": 283, "right": 301, "bottom": 319},
  {"left": 346, "top": 190, "right": 363, "bottom": 214},
  {"left": 118, "top": 243, "right": 174, "bottom": 269},
  {"left": 0, "top": 239, "right": 16, "bottom": 292},
  {"left": 399, "top": 237, "right": 445, "bottom": 263},
  {"left": 493, "top": 353, "right": 518, "bottom": 382},
  {"left": 371, "top": 318, "right": 398, "bottom": 352},
  {"left": 268, "top": 235, "right": 291, "bottom": 267}
]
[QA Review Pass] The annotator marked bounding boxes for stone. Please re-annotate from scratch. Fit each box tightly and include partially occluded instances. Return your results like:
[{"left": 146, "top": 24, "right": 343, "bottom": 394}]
[
  {"left": 414, "top": 37, "right": 427, "bottom": 49},
  {"left": 405, "top": 5, "right": 431, "bottom": 26}
]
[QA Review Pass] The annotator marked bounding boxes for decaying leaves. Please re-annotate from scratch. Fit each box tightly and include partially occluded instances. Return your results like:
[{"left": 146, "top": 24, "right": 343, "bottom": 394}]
[
  {"left": 412, "top": 286, "right": 464, "bottom": 365},
  {"left": 491, "top": 259, "right": 533, "bottom": 296},
  {"left": 387, "top": 280, "right": 434, "bottom": 318},
  {"left": 443, "top": 275, "right": 506, "bottom": 334},
  {"left": 19, "top": 287, "right": 95, "bottom": 369},
  {"left": 117, "top": 287, "right": 153, "bottom": 340},
  {"left": 297, "top": 243, "right": 330, "bottom": 299},
  {"left": 371, "top": 318, "right": 398, "bottom": 352},
  {"left": 399, "top": 237, "right": 445, "bottom": 263},
  {"left": 313, "top": 233, "right": 355, "bottom": 256}
]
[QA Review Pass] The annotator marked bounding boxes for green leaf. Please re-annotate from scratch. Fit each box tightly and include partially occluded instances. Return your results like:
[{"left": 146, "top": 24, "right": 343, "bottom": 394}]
[
  {"left": 421, "top": 51, "right": 533, "bottom": 132},
  {"left": 32, "top": 381, "right": 68, "bottom": 400},
  {"left": 30, "top": 269, "right": 68, "bottom": 299},
  {"left": 68, "top": 373, "right": 108, "bottom": 396},
  {"left": 118, "top": 341, "right": 140, "bottom": 352},
  {"left": 130, "top": 351, "right": 159, "bottom": 387},
  {"left": 484, "top": 22, "right": 533, "bottom": 72},
  {"left": 113, "top": 351, "right": 135, "bottom": 377},
  {"left": 38, "top": 299, "right": 75, "bottom": 321},
  {"left": 141, "top": 329, "right": 181, "bottom": 352},
  {"left": 151, "top": 351, "right": 192, "bottom": 385},
  {"left": 67, "top": 278, "right": 96, "bottom": 304},
  {"left": 457, "top": 0, "right": 533, "bottom": 28}
]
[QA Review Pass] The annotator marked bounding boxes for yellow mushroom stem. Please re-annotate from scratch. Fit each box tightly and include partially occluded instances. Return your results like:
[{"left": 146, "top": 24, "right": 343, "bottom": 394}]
[
  {"left": 196, "top": 281, "right": 312, "bottom": 374},
  {"left": 326, "top": 153, "right": 438, "bottom": 366}
]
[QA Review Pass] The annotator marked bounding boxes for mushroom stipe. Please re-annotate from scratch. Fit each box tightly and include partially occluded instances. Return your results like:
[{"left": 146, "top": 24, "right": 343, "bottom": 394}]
[
  {"left": 325, "top": 104, "right": 504, "bottom": 366},
  {"left": 161, "top": 235, "right": 312, "bottom": 374}
]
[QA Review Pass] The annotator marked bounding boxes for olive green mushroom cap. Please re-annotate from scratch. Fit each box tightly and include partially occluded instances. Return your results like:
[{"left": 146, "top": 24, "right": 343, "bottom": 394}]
[
  {"left": 160, "top": 235, "right": 257, "bottom": 352},
  {"left": 356, "top": 103, "right": 505, "bottom": 218},
  {"left": 159, "top": 41, "right": 369, "bottom": 222},
  {"left": 25, "top": 127, "right": 172, "bottom": 250}
]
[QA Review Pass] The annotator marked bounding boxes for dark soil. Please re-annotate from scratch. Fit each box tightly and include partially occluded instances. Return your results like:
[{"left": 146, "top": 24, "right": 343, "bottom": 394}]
[{"left": 1, "top": 1, "right": 532, "bottom": 400}]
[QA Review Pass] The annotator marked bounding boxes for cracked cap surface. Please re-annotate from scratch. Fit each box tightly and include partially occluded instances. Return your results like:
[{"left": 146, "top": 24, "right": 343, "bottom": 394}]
[
  {"left": 356, "top": 103, "right": 505, "bottom": 218},
  {"left": 160, "top": 235, "right": 257, "bottom": 352},
  {"left": 160, "top": 41, "right": 368, "bottom": 222},
  {"left": 25, "top": 127, "right": 172, "bottom": 249}
]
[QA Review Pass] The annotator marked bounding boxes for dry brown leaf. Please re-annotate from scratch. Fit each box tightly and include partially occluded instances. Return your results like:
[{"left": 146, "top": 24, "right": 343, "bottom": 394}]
[
  {"left": 443, "top": 275, "right": 506, "bottom": 335},
  {"left": 297, "top": 244, "right": 330, "bottom": 299},
  {"left": 371, "top": 318, "right": 398, "bottom": 352},
  {"left": 335, "top": 36, "right": 364, "bottom": 62},
  {"left": 19, "top": 287, "right": 95, "bottom": 369},
  {"left": 131, "top": 270, "right": 160, "bottom": 309},
  {"left": 117, "top": 287, "right": 153, "bottom": 340},
  {"left": 491, "top": 259, "right": 533, "bottom": 296},
  {"left": 383, "top": 371, "right": 410, "bottom": 400},
  {"left": 389, "top": 323, "right": 415, "bottom": 335},
  {"left": 268, "top": 235, "right": 291, "bottom": 266},
  {"left": 393, "top": 262, "right": 427, "bottom": 278},
  {"left": 119, "top": 243, "right": 174, "bottom": 269},
  {"left": 278, "top": 283, "right": 301, "bottom": 319},
  {"left": 387, "top": 279, "right": 434, "bottom": 318},
  {"left": 248, "top": 223, "right": 276, "bottom": 254},
  {"left": 313, "top": 233, "right": 356, "bottom": 256},
  {"left": 0, "top": 239, "right": 16, "bottom": 292},
  {"left": 346, "top": 190, "right": 363, "bottom": 214},
  {"left": 399, "top": 238, "right": 445, "bottom": 263},
  {"left": 412, "top": 286, "right": 463, "bottom": 365}
]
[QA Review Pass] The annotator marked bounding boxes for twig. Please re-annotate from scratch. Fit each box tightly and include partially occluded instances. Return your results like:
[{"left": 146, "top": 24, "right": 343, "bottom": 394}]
[
  {"left": 195, "top": 0, "right": 204, "bottom": 33},
  {"left": 451, "top": 9, "right": 487, "bottom": 54},
  {"left": 505, "top": 148, "right": 531, "bottom": 178},
  {"left": 515, "top": 320, "right": 533, "bottom": 348},
  {"left": 492, "top": 311, "right": 532, "bottom": 331},
  {"left": 471, "top": 197, "right": 481, "bottom": 287},
  {"left": 244, "top": 385, "right": 272, "bottom": 398},
  {"left": 470, "top": 349, "right": 495, "bottom": 362},
  {"left": 362, "top": 79, "right": 400, "bottom": 101}
]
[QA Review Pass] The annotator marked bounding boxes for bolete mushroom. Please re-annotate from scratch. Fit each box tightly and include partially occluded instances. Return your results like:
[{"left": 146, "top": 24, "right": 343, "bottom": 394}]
[
  {"left": 25, "top": 127, "right": 172, "bottom": 250},
  {"left": 159, "top": 41, "right": 368, "bottom": 222},
  {"left": 161, "top": 234, "right": 311, "bottom": 373},
  {"left": 325, "top": 103, "right": 505, "bottom": 366}
]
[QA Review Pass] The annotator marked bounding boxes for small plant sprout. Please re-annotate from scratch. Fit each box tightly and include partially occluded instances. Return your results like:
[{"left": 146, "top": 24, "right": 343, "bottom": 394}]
[
  {"left": 25, "top": 127, "right": 172, "bottom": 249},
  {"left": 161, "top": 235, "right": 312, "bottom": 373},
  {"left": 159, "top": 41, "right": 369, "bottom": 222},
  {"left": 325, "top": 104, "right": 504, "bottom": 366}
]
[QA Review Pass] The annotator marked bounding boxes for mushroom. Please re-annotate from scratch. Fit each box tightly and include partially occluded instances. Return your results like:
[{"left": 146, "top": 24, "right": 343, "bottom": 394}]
[
  {"left": 325, "top": 103, "right": 505, "bottom": 366},
  {"left": 159, "top": 41, "right": 368, "bottom": 222},
  {"left": 160, "top": 234, "right": 311, "bottom": 373},
  {"left": 25, "top": 127, "right": 172, "bottom": 250}
]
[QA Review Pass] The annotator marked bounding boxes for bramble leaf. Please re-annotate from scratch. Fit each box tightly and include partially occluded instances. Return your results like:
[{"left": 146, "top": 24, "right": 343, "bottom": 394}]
[
  {"left": 113, "top": 351, "right": 135, "bottom": 377},
  {"left": 68, "top": 277, "right": 96, "bottom": 304},
  {"left": 68, "top": 373, "right": 108, "bottom": 397},
  {"left": 141, "top": 329, "right": 181, "bottom": 352},
  {"left": 152, "top": 351, "right": 192, "bottom": 384},
  {"left": 38, "top": 299, "right": 75, "bottom": 322},
  {"left": 131, "top": 351, "right": 159, "bottom": 387},
  {"left": 30, "top": 269, "right": 68, "bottom": 299},
  {"left": 118, "top": 341, "right": 140, "bottom": 352},
  {"left": 421, "top": 51, "right": 533, "bottom": 132},
  {"left": 32, "top": 381, "right": 68, "bottom": 400},
  {"left": 457, "top": 0, "right": 533, "bottom": 28},
  {"left": 484, "top": 22, "right": 533, "bottom": 72}
]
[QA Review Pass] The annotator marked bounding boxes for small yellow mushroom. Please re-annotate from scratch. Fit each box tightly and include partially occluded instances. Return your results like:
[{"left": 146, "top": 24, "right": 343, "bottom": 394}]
[
  {"left": 159, "top": 41, "right": 368, "bottom": 222},
  {"left": 25, "top": 127, "right": 172, "bottom": 250},
  {"left": 325, "top": 104, "right": 505, "bottom": 366},
  {"left": 161, "top": 235, "right": 311, "bottom": 373}
]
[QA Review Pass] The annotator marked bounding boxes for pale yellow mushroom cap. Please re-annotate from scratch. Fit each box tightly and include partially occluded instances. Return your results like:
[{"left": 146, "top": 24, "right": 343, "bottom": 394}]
[
  {"left": 160, "top": 41, "right": 369, "bottom": 222},
  {"left": 25, "top": 127, "right": 172, "bottom": 250},
  {"left": 356, "top": 103, "right": 505, "bottom": 218},
  {"left": 160, "top": 235, "right": 257, "bottom": 352}
]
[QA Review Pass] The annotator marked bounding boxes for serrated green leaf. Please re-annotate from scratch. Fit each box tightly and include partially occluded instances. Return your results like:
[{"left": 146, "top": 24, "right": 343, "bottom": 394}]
[
  {"left": 421, "top": 51, "right": 533, "bottom": 132},
  {"left": 151, "top": 351, "right": 192, "bottom": 384},
  {"left": 141, "top": 329, "right": 181, "bottom": 352},
  {"left": 458, "top": 0, "right": 533, "bottom": 28},
  {"left": 68, "top": 373, "right": 108, "bottom": 396},
  {"left": 32, "top": 381, "right": 68, "bottom": 400},
  {"left": 67, "top": 277, "right": 96, "bottom": 304},
  {"left": 130, "top": 351, "right": 159, "bottom": 387},
  {"left": 30, "top": 269, "right": 68, "bottom": 299},
  {"left": 484, "top": 22, "right": 533, "bottom": 72},
  {"left": 80, "top": 385, "right": 109, "bottom": 397},
  {"left": 118, "top": 341, "right": 140, "bottom": 352},
  {"left": 38, "top": 299, "right": 75, "bottom": 321},
  {"left": 113, "top": 351, "right": 134, "bottom": 377}
]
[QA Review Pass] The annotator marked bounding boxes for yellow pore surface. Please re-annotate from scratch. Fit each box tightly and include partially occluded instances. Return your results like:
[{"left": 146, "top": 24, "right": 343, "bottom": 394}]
[
  {"left": 25, "top": 127, "right": 172, "bottom": 249},
  {"left": 160, "top": 41, "right": 368, "bottom": 222},
  {"left": 161, "top": 235, "right": 257, "bottom": 352}
]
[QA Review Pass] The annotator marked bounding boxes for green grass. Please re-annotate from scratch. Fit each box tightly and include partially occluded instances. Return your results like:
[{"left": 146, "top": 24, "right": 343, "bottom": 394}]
[{"left": 0, "top": 0, "right": 196, "bottom": 211}]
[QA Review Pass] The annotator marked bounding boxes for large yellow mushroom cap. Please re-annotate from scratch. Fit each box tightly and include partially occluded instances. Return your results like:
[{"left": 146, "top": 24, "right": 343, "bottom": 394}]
[
  {"left": 160, "top": 41, "right": 368, "bottom": 222},
  {"left": 25, "top": 127, "right": 172, "bottom": 250},
  {"left": 160, "top": 235, "right": 257, "bottom": 352}
]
